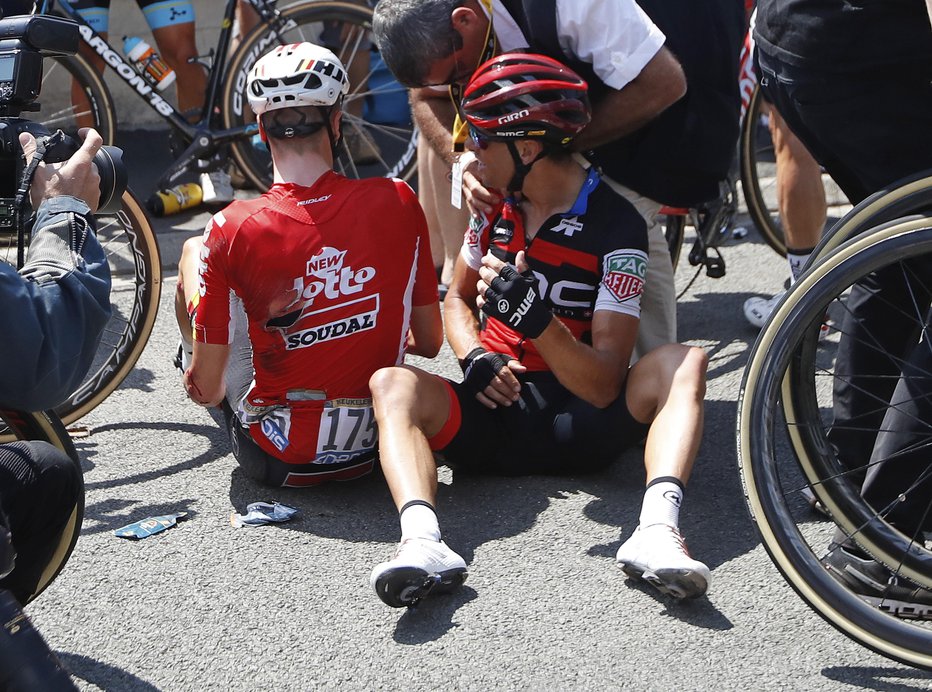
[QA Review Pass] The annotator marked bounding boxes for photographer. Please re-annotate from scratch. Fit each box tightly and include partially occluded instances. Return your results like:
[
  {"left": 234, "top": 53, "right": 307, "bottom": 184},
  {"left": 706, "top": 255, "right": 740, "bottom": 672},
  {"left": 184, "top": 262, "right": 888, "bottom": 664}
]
[
  {"left": 0, "top": 126, "right": 108, "bottom": 601},
  {"left": 0, "top": 127, "right": 109, "bottom": 690}
]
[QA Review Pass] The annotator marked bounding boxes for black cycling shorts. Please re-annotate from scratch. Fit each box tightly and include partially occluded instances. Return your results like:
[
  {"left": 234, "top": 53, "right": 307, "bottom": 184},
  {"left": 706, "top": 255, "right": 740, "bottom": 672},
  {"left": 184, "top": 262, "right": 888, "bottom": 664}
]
[{"left": 429, "top": 370, "right": 649, "bottom": 476}]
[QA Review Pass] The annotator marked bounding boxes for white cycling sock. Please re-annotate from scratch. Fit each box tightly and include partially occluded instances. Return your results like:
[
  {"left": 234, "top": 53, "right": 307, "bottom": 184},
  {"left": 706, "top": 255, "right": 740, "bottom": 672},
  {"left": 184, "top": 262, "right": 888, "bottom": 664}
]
[
  {"left": 638, "top": 477, "right": 684, "bottom": 528},
  {"left": 400, "top": 501, "right": 441, "bottom": 542},
  {"left": 787, "top": 247, "right": 814, "bottom": 285}
]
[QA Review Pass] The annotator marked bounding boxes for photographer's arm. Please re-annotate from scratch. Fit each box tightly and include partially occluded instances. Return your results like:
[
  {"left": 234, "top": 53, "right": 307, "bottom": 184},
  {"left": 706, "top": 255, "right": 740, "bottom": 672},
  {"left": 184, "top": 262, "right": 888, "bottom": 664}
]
[{"left": 0, "top": 130, "right": 110, "bottom": 411}]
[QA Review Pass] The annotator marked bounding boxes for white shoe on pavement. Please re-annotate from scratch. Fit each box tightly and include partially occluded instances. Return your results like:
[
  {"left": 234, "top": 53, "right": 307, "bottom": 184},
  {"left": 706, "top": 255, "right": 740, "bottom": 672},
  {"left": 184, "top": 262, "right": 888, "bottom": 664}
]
[
  {"left": 616, "top": 523, "right": 710, "bottom": 599},
  {"left": 743, "top": 290, "right": 785, "bottom": 329},
  {"left": 370, "top": 538, "right": 467, "bottom": 608},
  {"left": 200, "top": 169, "right": 235, "bottom": 204},
  {"left": 744, "top": 289, "right": 831, "bottom": 339}
]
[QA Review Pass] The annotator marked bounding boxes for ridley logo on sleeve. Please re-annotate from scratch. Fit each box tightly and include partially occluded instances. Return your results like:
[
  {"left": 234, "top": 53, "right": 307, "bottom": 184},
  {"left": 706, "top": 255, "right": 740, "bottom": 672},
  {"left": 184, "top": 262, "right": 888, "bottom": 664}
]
[{"left": 602, "top": 251, "right": 648, "bottom": 303}]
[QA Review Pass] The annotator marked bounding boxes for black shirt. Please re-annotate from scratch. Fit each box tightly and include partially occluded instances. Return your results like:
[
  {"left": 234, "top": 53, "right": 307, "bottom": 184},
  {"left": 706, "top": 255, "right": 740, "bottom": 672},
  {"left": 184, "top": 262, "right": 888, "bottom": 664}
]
[{"left": 755, "top": 0, "right": 932, "bottom": 72}]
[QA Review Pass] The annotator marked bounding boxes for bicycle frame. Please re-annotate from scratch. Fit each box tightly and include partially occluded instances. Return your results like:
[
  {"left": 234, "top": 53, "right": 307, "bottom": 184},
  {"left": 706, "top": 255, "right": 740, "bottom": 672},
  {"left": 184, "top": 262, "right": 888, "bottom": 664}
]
[{"left": 37, "top": 0, "right": 269, "bottom": 182}]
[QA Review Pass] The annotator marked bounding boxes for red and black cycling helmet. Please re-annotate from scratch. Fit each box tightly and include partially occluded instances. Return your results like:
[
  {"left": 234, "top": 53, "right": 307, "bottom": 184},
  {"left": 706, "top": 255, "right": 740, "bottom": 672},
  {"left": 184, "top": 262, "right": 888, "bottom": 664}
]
[{"left": 461, "top": 53, "right": 590, "bottom": 147}]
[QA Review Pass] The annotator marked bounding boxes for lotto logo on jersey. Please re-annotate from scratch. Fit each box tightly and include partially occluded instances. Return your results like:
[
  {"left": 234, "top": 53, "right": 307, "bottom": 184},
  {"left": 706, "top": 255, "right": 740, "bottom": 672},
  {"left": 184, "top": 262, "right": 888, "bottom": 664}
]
[
  {"left": 291, "top": 246, "right": 376, "bottom": 305},
  {"left": 603, "top": 250, "right": 648, "bottom": 303}
]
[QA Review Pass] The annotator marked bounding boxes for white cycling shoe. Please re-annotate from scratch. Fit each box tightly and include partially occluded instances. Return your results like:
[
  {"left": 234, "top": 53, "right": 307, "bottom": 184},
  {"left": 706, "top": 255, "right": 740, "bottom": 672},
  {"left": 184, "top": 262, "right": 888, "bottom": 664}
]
[
  {"left": 616, "top": 523, "right": 711, "bottom": 599},
  {"left": 370, "top": 538, "right": 467, "bottom": 608}
]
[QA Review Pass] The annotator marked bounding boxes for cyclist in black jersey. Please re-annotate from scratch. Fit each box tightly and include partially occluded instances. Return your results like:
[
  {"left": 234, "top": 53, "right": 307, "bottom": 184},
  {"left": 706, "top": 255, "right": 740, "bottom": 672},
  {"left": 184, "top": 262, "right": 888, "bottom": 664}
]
[{"left": 368, "top": 54, "right": 711, "bottom": 609}]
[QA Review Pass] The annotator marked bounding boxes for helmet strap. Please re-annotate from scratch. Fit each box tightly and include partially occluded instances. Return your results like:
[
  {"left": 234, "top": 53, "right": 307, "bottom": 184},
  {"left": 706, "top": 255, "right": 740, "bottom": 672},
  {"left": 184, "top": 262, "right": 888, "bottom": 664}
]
[{"left": 505, "top": 141, "right": 548, "bottom": 193}]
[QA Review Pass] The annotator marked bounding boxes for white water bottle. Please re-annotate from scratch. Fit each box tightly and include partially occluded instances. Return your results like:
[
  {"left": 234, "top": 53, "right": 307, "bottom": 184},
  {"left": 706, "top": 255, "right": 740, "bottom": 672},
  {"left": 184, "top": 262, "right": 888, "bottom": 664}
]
[{"left": 123, "top": 36, "right": 176, "bottom": 92}]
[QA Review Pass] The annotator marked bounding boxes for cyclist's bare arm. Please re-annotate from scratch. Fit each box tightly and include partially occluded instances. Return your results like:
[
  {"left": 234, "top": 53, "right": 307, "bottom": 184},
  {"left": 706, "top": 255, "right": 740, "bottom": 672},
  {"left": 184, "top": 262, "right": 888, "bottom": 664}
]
[
  {"left": 186, "top": 342, "right": 229, "bottom": 407},
  {"left": 406, "top": 302, "right": 443, "bottom": 358}
]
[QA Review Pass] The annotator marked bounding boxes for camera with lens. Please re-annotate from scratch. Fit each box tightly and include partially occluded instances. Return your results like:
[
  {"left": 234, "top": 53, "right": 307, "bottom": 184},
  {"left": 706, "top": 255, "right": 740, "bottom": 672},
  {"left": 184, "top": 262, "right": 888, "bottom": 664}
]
[{"left": 0, "top": 13, "right": 126, "bottom": 227}]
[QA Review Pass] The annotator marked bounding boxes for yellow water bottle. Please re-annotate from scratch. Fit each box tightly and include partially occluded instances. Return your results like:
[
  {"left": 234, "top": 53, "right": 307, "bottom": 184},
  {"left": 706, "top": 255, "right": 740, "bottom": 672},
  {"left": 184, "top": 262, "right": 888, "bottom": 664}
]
[{"left": 146, "top": 182, "right": 203, "bottom": 217}]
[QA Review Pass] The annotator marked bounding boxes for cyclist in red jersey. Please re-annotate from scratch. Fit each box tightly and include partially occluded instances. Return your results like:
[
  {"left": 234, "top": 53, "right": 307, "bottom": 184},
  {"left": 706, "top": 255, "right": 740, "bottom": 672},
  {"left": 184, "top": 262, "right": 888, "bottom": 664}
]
[
  {"left": 367, "top": 55, "right": 710, "bottom": 609},
  {"left": 174, "top": 42, "right": 442, "bottom": 488}
]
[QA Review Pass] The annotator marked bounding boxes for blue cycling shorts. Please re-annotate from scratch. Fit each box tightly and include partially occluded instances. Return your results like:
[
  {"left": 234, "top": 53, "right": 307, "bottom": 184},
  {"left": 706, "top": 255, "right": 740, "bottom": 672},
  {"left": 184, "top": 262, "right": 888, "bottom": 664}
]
[{"left": 72, "top": 0, "right": 195, "bottom": 33}]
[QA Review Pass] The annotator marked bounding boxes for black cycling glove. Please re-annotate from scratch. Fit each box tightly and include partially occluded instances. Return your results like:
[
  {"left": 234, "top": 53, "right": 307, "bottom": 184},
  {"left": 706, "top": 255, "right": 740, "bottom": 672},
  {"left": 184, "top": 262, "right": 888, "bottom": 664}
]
[
  {"left": 460, "top": 347, "right": 512, "bottom": 395},
  {"left": 481, "top": 264, "right": 552, "bottom": 338}
]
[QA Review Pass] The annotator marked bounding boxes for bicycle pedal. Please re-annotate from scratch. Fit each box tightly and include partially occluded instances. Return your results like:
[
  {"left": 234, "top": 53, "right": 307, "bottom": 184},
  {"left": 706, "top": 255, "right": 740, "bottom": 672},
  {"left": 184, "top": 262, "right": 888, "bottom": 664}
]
[{"left": 704, "top": 257, "right": 726, "bottom": 279}]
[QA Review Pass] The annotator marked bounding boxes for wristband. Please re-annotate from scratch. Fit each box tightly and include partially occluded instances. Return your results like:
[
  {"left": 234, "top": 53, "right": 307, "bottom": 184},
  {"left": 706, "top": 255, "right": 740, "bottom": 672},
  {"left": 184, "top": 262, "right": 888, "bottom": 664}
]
[{"left": 481, "top": 264, "right": 552, "bottom": 338}]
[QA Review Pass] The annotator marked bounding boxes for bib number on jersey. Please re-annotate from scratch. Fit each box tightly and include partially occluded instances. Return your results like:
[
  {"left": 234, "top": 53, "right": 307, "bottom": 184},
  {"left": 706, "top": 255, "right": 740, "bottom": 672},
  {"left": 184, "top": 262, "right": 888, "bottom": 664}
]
[{"left": 314, "top": 401, "right": 378, "bottom": 465}]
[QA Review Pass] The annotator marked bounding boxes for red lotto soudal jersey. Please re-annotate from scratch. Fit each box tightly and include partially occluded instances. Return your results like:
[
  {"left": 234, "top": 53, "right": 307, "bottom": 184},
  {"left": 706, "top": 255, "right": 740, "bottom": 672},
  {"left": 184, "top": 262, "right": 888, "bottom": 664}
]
[{"left": 195, "top": 171, "right": 437, "bottom": 463}]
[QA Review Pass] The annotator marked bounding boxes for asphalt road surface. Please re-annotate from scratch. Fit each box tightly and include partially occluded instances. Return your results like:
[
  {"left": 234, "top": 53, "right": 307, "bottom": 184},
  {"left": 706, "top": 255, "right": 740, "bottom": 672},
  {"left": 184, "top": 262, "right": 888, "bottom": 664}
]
[{"left": 23, "top": 133, "right": 932, "bottom": 691}]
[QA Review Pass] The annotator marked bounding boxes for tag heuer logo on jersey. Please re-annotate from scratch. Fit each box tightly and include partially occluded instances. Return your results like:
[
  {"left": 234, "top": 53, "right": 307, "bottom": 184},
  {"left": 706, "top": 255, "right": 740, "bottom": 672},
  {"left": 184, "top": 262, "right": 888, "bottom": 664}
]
[
  {"left": 603, "top": 250, "right": 648, "bottom": 303},
  {"left": 552, "top": 216, "right": 583, "bottom": 237}
]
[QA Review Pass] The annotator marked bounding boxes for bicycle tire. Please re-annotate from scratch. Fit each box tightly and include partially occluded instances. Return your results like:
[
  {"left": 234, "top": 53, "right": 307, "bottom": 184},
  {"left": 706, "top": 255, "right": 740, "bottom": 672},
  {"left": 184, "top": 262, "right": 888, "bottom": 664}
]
[
  {"left": 738, "top": 85, "right": 850, "bottom": 257},
  {"left": 31, "top": 52, "right": 117, "bottom": 144},
  {"left": 0, "top": 408, "right": 82, "bottom": 605},
  {"left": 223, "top": 0, "right": 419, "bottom": 190},
  {"left": 0, "top": 191, "right": 161, "bottom": 430},
  {"left": 737, "top": 218, "right": 932, "bottom": 669}
]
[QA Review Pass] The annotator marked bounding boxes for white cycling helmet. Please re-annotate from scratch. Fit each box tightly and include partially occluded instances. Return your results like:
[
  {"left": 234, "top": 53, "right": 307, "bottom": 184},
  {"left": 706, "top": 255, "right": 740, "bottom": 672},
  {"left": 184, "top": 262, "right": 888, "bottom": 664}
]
[{"left": 247, "top": 42, "right": 350, "bottom": 116}]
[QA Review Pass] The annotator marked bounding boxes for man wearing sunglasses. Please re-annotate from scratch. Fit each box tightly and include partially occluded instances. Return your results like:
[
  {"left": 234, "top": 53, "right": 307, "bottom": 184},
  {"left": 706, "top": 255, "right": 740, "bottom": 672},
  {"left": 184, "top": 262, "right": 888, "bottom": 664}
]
[
  {"left": 368, "top": 55, "right": 710, "bottom": 610},
  {"left": 373, "top": 0, "right": 743, "bottom": 361}
]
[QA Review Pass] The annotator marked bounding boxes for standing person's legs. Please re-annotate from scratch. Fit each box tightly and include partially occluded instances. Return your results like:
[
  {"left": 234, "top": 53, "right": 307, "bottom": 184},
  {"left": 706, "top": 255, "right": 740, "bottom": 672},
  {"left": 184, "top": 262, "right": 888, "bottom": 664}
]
[
  {"left": 151, "top": 21, "right": 206, "bottom": 117},
  {"left": 600, "top": 176, "right": 676, "bottom": 361},
  {"left": 744, "top": 108, "right": 827, "bottom": 327},
  {"left": 418, "top": 136, "right": 469, "bottom": 287}
]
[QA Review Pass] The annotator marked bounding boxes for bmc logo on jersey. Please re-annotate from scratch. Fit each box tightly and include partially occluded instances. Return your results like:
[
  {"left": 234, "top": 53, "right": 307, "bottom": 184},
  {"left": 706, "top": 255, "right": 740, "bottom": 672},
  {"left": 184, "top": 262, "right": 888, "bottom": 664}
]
[
  {"left": 291, "top": 246, "right": 376, "bottom": 305},
  {"left": 603, "top": 250, "right": 648, "bottom": 303}
]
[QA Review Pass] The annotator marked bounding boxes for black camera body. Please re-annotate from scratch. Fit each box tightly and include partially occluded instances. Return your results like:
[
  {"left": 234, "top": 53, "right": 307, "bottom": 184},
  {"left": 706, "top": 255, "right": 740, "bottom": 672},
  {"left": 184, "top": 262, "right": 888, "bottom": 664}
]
[{"left": 0, "top": 14, "right": 126, "bottom": 221}]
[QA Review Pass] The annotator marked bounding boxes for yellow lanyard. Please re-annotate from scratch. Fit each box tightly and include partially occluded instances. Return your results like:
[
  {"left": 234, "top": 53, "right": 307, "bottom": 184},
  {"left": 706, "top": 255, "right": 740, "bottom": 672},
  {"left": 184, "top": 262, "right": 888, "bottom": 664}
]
[{"left": 449, "top": 0, "right": 496, "bottom": 152}]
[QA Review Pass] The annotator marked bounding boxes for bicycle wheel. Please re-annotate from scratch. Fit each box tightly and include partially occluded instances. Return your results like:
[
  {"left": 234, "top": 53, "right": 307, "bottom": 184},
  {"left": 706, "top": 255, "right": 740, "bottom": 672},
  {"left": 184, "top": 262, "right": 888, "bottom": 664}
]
[
  {"left": 223, "top": 0, "right": 419, "bottom": 190},
  {"left": 739, "top": 84, "right": 850, "bottom": 256},
  {"left": 737, "top": 217, "right": 932, "bottom": 669},
  {"left": 31, "top": 52, "right": 116, "bottom": 144},
  {"left": 0, "top": 191, "right": 161, "bottom": 428},
  {"left": 0, "top": 408, "right": 82, "bottom": 605}
]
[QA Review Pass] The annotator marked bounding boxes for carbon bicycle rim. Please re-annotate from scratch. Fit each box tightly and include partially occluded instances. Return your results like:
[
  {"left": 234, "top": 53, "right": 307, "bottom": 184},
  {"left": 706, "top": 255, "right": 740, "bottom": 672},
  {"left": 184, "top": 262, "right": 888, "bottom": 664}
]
[
  {"left": 0, "top": 192, "right": 161, "bottom": 431},
  {"left": 55, "top": 191, "right": 162, "bottom": 425},
  {"left": 738, "top": 218, "right": 932, "bottom": 669},
  {"left": 224, "top": 0, "right": 419, "bottom": 190},
  {"left": 0, "top": 408, "right": 82, "bottom": 605}
]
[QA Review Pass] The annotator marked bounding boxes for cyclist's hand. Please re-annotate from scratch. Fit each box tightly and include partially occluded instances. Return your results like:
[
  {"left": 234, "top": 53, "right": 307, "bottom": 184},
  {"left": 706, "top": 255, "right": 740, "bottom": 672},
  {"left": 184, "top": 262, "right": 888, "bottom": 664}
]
[
  {"left": 460, "top": 346, "right": 525, "bottom": 408},
  {"left": 20, "top": 128, "right": 103, "bottom": 213},
  {"left": 459, "top": 151, "right": 501, "bottom": 218},
  {"left": 477, "top": 251, "right": 553, "bottom": 339}
]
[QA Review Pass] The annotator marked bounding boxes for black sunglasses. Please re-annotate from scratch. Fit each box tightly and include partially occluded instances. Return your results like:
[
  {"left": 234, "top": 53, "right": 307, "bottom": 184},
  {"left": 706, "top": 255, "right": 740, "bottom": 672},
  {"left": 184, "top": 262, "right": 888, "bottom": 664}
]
[{"left": 469, "top": 126, "right": 491, "bottom": 150}]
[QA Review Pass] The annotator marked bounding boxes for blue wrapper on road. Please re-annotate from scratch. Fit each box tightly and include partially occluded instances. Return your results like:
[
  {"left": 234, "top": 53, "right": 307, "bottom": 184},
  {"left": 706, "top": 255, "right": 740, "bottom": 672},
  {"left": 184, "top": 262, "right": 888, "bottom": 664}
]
[
  {"left": 115, "top": 512, "right": 189, "bottom": 539},
  {"left": 230, "top": 502, "right": 299, "bottom": 528}
]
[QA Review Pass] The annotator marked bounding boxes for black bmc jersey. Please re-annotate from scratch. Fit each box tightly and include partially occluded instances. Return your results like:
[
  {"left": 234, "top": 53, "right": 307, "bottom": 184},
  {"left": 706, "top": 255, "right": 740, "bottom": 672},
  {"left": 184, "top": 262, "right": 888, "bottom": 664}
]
[{"left": 461, "top": 168, "right": 648, "bottom": 371}]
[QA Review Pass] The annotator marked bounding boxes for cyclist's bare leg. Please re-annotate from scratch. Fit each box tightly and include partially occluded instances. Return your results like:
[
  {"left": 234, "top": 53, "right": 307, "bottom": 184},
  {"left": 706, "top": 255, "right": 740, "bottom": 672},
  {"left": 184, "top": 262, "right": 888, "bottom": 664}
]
[
  {"left": 769, "top": 106, "right": 826, "bottom": 255},
  {"left": 368, "top": 366, "right": 451, "bottom": 511},
  {"left": 152, "top": 22, "right": 206, "bottom": 117},
  {"left": 625, "top": 343, "right": 707, "bottom": 485},
  {"left": 232, "top": 0, "right": 260, "bottom": 53}
]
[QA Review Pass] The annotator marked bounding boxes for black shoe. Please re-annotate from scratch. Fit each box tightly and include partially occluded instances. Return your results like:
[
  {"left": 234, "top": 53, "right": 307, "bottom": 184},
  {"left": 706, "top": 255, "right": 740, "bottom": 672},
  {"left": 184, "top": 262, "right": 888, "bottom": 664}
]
[{"left": 823, "top": 544, "right": 932, "bottom": 620}]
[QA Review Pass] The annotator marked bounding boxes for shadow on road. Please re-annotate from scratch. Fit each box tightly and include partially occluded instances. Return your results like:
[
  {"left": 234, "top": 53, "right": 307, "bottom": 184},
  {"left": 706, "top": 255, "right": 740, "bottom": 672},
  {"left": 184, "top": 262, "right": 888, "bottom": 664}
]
[
  {"left": 822, "top": 665, "right": 932, "bottom": 691},
  {"left": 57, "top": 651, "right": 162, "bottom": 692}
]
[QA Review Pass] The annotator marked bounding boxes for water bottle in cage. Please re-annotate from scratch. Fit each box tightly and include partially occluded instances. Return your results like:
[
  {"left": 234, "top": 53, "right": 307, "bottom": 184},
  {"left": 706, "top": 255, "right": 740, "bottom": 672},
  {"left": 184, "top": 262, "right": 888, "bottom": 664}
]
[{"left": 123, "top": 36, "right": 177, "bottom": 92}]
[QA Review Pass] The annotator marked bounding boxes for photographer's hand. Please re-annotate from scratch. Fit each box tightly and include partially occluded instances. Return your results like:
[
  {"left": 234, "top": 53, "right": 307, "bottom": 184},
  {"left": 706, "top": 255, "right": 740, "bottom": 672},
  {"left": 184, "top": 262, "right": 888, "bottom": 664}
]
[{"left": 20, "top": 128, "right": 102, "bottom": 213}]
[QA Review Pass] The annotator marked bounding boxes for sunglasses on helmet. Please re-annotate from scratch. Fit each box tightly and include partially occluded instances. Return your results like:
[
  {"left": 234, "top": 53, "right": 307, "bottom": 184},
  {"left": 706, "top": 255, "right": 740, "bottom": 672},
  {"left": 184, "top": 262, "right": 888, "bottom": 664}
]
[{"left": 468, "top": 126, "right": 492, "bottom": 150}]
